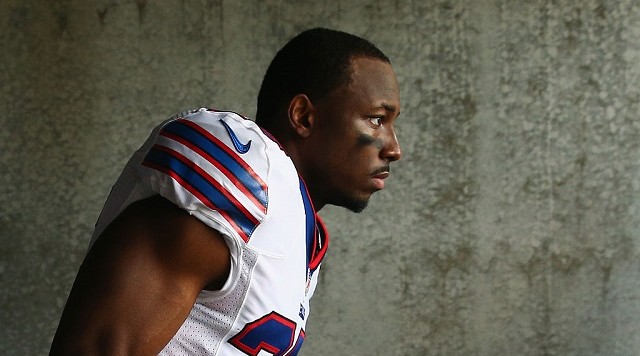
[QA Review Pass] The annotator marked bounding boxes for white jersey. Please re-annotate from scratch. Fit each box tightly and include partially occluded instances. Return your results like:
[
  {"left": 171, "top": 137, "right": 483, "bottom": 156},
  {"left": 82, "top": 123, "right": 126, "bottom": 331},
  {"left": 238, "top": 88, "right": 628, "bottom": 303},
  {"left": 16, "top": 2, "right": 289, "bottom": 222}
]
[{"left": 90, "top": 108, "right": 329, "bottom": 355}]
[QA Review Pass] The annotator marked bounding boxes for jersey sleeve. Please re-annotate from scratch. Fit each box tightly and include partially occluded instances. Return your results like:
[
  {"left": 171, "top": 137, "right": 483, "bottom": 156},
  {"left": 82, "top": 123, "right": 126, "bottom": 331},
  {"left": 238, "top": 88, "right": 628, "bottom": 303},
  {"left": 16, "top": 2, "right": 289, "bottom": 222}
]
[{"left": 136, "top": 109, "right": 270, "bottom": 244}]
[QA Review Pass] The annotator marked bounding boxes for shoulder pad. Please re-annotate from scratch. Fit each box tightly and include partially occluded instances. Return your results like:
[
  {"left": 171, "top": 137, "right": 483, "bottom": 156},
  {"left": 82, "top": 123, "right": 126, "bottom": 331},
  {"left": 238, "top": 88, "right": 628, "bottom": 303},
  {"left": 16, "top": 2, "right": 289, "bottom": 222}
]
[{"left": 138, "top": 109, "right": 270, "bottom": 243}]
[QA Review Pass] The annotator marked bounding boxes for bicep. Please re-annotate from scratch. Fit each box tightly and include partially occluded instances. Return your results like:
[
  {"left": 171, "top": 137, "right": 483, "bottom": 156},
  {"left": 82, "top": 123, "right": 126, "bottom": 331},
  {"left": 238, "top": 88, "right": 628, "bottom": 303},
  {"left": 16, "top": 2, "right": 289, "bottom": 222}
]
[{"left": 50, "top": 196, "right": 231, "bottom": 355}]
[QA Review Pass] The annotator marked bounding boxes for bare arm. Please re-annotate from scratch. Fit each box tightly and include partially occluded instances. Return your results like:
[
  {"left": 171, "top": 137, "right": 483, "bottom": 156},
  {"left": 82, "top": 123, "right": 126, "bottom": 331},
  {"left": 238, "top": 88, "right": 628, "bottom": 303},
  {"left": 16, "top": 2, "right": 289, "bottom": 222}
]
[{"left": 50, "top": 195, "right": 231, "bottom": 355}]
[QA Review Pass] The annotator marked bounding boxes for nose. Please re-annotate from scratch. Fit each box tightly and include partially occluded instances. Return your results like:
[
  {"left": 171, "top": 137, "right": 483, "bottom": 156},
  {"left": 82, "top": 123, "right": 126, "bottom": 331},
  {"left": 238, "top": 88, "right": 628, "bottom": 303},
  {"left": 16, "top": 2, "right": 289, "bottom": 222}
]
[{"left": 382, "top": 128, "right": 402, "bottom": 162}]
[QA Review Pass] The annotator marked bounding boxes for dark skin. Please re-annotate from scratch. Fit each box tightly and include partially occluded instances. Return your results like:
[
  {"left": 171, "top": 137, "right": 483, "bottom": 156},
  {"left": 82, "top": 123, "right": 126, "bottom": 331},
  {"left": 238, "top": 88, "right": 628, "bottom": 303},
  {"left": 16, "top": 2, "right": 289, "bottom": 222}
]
[
  {"left": 286, "top": 56, "right": 401, "bottom": 211},
  {"left": 50, "top": 56, "right": 401, "bottom": 355},
  {"left": 356, "top": 133, "right": 385, "bottom": 149},
  {"left": 50, "top": 195, "right": 231, "bottom": 355}
]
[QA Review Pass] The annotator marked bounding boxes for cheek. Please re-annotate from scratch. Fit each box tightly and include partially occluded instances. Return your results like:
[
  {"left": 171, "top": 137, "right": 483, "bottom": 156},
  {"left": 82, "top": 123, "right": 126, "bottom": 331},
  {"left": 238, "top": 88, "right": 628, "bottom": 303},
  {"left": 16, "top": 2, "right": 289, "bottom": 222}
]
[
  {"left": 340, "top": 133, "right": 381, "bottom": 173},
  {"left": 356, "top": 133, "right": 384, "bottom": 149}
]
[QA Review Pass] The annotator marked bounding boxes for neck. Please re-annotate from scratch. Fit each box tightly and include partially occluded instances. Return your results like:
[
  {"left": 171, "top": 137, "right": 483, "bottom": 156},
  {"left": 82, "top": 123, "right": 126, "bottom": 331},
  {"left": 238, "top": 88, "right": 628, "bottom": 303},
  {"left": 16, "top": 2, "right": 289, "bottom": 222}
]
[
  {"left": 279, "top": 139, "right": 326, "bottom": 212},
  {"left": 258, "top": 124, "right": 327, "bottom": 211}
]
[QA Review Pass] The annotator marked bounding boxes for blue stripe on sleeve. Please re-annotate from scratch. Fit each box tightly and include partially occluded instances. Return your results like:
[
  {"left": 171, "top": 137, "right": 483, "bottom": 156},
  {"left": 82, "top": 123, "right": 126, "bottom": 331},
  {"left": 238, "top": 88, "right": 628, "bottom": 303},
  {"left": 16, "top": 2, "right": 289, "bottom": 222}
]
[
  {"left": 144, "top": 148, "right": 258, "bottom": 238},
  {"left": 162, "top": 120, "right": 268, "bottom": 208}
]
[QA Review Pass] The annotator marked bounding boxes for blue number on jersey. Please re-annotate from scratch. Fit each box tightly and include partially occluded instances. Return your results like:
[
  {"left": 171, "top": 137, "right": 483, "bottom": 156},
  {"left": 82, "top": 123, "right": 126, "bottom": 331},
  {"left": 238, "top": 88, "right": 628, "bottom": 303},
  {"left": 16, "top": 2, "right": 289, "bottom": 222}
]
[{"left": 229, "top": 311, "right": 305, "bottom": 355}]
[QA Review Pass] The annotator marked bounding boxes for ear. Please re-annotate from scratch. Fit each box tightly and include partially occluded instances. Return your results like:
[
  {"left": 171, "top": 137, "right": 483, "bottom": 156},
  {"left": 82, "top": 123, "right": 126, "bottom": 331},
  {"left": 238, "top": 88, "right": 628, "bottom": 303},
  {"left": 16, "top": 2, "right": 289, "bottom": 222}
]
[{"left": 287, "top": 94, "right": 315, "bottom": 138}]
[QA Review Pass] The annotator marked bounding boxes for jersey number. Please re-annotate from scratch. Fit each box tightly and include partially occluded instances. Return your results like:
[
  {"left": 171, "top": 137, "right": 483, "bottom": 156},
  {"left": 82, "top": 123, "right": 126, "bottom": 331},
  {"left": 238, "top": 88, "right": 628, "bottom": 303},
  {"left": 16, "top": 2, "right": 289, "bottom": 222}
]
[{"left": 229, "top": 311, "right": 305, "bottom": 355}]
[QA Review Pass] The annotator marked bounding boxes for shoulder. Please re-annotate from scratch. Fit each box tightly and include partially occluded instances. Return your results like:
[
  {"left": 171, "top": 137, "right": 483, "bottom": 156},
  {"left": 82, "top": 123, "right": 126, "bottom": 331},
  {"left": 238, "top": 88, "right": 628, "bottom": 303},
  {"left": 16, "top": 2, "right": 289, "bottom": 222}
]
[
  {"left": 137, "top": 108, "right": 293, "bottom": 244},
  {"left": 149, "top": 108, "right": 272, "bottom": 213},
  {"left": 158, "top": 108, "right": 272, "bottom": 170}
]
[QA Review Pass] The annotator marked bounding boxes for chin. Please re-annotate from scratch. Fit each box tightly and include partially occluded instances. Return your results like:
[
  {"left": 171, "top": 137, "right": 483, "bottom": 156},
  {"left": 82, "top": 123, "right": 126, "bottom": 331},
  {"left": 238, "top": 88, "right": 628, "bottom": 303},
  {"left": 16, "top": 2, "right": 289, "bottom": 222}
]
[{"left": 336, "top": 195, "right": 370, "bottom": 213}]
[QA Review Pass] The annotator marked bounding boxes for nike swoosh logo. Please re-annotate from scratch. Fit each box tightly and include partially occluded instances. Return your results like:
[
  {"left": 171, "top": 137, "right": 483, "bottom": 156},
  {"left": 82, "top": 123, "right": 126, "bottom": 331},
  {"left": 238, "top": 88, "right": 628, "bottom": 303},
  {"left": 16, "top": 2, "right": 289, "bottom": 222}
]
[{"left": 220, "top": 119, "right": 252, "bottom": 154}]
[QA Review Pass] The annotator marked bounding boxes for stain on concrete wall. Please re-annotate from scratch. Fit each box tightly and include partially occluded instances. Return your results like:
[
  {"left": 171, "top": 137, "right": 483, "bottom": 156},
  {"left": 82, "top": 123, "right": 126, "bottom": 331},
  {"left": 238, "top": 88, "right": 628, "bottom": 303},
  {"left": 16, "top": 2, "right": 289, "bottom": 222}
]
[{"left": 1, "top": 0, "right": 639, "bottom": 355}]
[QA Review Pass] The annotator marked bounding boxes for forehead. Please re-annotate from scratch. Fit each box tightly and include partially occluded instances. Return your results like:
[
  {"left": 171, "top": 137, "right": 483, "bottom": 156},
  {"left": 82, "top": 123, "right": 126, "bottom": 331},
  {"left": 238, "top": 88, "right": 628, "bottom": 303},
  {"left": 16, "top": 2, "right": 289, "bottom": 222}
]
[{"left": 344, "top": 57, "right": 400, "bottom": 111}]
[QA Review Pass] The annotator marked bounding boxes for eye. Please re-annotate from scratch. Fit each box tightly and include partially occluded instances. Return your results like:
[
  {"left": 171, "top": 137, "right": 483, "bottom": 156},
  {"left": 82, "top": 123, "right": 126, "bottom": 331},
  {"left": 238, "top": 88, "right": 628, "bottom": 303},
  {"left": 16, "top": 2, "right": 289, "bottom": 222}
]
[{"left": 369, "top": 117, "right": 383, "bottom": 126}]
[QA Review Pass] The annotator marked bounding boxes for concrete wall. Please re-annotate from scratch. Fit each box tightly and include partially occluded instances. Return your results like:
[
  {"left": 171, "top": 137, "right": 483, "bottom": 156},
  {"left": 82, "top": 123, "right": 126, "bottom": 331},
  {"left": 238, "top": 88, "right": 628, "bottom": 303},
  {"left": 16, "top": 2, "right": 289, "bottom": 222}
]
[{"left": 1, "top": 0, "right": 639, "bottom": 355}]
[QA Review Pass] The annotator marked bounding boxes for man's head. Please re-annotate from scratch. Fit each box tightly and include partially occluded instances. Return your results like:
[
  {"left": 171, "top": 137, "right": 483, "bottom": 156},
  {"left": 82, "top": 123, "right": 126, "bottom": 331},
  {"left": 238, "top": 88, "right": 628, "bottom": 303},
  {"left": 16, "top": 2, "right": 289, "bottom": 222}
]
[
  {"left": 256, "top": 28, "right": 390, "bottom": 131},
  {"left": 257, "top": 28, "right": 401, "bottom": 212}
]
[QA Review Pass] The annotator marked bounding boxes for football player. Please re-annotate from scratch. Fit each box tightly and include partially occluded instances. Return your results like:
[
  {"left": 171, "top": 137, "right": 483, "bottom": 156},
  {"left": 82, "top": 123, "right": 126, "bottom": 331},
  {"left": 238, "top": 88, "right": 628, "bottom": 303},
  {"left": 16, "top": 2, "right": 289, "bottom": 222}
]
[{"left": 50, "top": 27, "right": 401, "bottom": 355}]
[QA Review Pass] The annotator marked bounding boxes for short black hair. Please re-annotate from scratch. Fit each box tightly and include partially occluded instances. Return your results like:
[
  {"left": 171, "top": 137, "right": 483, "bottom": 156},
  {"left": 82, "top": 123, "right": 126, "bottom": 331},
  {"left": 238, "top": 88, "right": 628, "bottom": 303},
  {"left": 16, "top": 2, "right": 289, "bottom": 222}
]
[{"left": 255, "top": 28, "right": 390, "bottom": 129}]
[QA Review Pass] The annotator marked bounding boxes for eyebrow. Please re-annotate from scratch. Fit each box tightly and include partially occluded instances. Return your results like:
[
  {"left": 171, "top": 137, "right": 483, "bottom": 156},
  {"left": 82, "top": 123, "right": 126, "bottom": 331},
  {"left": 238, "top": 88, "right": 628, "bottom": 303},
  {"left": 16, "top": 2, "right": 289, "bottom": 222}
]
[
  {"left": 381, "top": 103, "right": 400, "bottom": 116},
  {"left": 382, "top": 103, "right": 395, "bottom": 111}
]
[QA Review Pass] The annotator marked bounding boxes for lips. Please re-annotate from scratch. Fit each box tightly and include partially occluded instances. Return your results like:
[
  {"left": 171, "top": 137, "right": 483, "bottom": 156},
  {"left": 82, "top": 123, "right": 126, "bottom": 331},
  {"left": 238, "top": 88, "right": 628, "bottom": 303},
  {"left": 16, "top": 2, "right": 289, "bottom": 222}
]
[
  {"left": 371, "top": 166, "right": 390, "bottom": 190},
  {"left": 373, "top": 171, "right": 390, "bottom": 180}
]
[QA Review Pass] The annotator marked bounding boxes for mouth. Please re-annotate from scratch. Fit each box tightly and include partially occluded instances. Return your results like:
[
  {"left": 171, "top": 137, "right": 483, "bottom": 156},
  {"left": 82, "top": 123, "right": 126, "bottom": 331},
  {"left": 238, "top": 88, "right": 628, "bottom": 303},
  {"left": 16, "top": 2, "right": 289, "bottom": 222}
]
[{"left": 371, "top": 166, "right": 390, "bottom": 190}]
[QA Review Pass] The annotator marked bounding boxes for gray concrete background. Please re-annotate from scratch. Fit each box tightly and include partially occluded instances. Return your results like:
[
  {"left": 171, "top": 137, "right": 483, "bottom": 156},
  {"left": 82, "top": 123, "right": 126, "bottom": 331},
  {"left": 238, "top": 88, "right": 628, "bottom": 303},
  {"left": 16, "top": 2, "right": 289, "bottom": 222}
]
[{"left": 1, "top": 0, "right": 639, "bottom": 355}]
